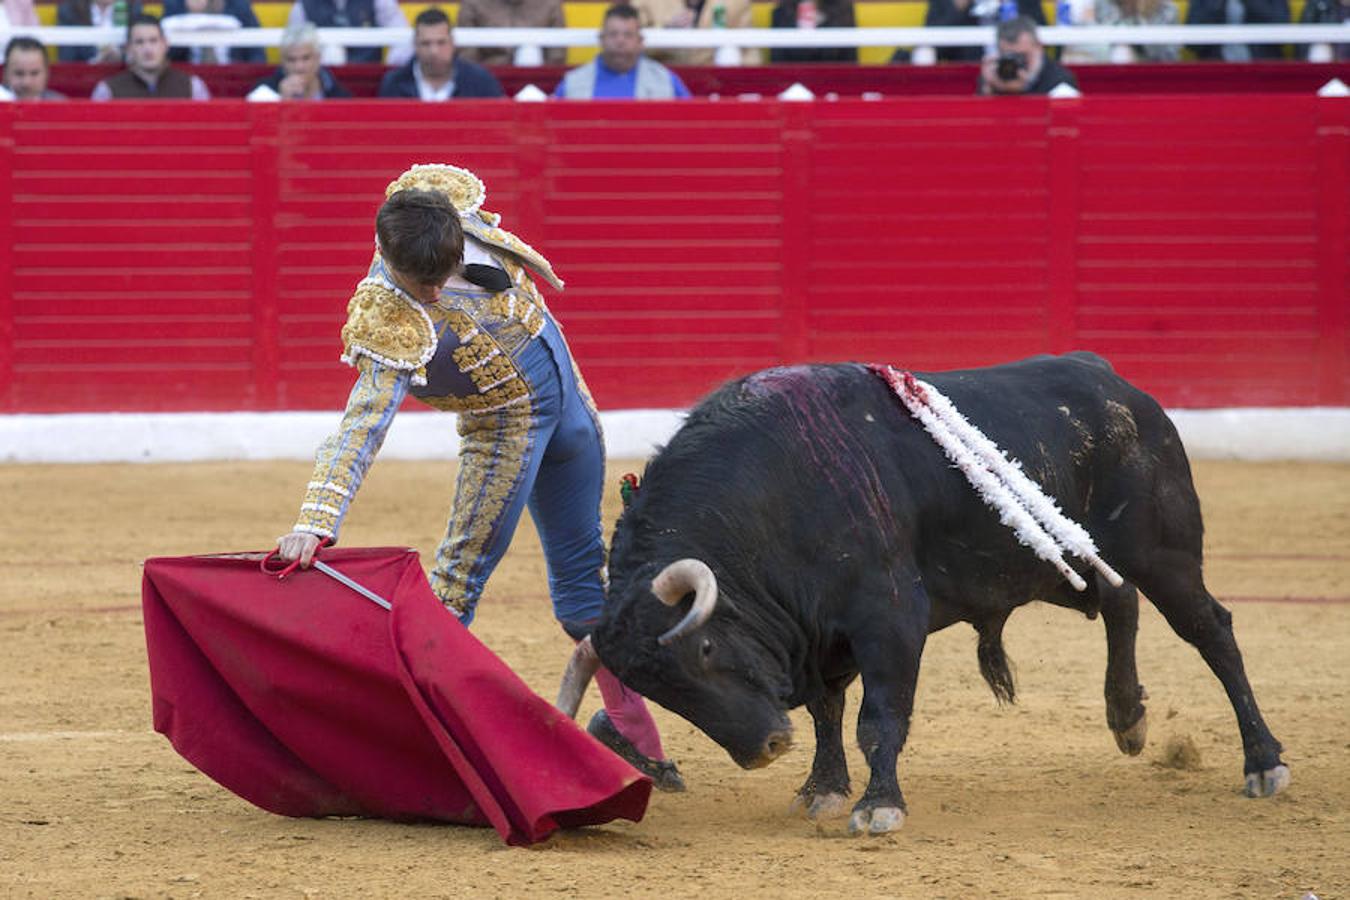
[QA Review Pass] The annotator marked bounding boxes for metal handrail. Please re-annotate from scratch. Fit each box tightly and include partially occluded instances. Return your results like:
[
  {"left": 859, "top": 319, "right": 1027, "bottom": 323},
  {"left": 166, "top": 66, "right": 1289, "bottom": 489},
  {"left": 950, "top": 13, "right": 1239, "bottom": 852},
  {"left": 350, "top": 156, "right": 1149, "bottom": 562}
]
[{"left": 2, "top": 22, "right": 1347, "bottom": 51}]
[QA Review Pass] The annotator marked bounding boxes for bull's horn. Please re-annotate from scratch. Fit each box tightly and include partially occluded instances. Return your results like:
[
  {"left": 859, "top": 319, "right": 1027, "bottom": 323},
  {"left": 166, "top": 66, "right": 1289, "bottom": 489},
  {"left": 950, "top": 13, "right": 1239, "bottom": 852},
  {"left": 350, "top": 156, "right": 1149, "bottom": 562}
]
[
  {"left": 556, "top": 635, "right": 601, "bottom": 719},
  {"left": 653, "top": 558, "right": 718, "bottom": 646}
]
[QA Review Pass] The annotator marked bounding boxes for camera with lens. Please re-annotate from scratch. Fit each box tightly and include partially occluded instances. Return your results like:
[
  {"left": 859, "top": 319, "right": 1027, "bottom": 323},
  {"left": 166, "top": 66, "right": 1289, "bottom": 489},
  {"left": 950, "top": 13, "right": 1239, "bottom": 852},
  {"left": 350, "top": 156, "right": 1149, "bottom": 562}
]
[{"left": 996, "top": 52, "right": 1027, "bottom": 80}]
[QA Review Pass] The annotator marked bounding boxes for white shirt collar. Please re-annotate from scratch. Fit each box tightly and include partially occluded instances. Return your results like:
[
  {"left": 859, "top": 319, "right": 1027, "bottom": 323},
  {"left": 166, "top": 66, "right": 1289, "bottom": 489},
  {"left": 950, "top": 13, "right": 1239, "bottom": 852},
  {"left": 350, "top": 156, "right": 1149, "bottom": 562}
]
[{"left": 412, "top": 62, "right": 455, "bottom": 101}]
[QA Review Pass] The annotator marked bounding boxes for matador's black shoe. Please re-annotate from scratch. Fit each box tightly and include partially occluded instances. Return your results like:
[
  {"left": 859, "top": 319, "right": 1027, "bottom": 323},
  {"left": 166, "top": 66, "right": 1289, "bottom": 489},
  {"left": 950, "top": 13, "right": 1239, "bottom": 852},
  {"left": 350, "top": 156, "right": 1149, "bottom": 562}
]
[{"left": 587, "top": 710, "right": 687, "bottom": 793}]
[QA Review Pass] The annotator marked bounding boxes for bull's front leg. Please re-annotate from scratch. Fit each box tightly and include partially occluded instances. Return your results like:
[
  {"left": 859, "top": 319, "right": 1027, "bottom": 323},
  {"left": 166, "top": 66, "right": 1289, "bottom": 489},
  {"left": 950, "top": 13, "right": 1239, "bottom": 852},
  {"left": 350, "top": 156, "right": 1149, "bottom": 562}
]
[
  {"left": 791, "top": 676, "right": 855, "bottom": 820},
  {"left": 846, "top": 579, "right": 929, "bottom": 836}
]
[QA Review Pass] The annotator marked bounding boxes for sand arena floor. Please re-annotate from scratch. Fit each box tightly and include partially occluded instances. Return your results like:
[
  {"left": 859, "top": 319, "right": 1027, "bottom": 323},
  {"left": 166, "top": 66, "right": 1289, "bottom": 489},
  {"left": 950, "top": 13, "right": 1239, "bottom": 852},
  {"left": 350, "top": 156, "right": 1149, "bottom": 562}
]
[{"left": 1, "top": 458, "right": 1347, "bottom": 899}]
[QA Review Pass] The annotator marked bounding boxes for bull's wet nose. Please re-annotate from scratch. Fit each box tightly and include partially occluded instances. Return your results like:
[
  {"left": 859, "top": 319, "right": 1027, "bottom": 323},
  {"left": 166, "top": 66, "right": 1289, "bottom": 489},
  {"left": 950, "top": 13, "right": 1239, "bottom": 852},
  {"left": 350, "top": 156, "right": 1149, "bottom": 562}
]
[{"left": 764, "top": 731, "right": 793, "bottom": 759}]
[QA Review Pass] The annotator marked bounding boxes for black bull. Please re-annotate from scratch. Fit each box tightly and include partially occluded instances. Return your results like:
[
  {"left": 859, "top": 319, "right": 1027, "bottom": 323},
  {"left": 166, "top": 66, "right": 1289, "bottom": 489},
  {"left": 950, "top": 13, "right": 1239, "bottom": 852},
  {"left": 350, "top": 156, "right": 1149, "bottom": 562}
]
[{"left": 559, "top": 352, "right": 1289, "bottom": 834}]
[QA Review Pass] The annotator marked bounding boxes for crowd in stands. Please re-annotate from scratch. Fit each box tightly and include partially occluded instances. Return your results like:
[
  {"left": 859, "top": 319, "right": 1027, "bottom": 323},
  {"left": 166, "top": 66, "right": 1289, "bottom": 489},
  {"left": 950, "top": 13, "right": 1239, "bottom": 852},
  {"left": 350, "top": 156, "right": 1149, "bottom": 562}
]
[{"left": 2, "top": 0, "right": 1347, "bottom": 102}]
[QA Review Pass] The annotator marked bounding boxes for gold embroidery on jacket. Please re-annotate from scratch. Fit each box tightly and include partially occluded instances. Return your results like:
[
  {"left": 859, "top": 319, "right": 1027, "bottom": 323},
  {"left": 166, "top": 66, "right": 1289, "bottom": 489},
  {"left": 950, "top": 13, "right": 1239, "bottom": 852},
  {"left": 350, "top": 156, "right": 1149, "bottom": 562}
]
[
  {"left": 419, "top": 308, "right": 531, "bottom": 414},
  {"left": 294, "top": 358, "right": 406, "bottom": 539},
  {"left": 385, "top": 163, "right": 487, "bottom": 214},
  {"left": 431, "top": 402, "right": 534, "bottom": 616},
  {"left": 340, "top": 280, "right": 436, "bottom": 386},
  {"left": 382, "top": 163, "right": 564, "bottom": 290}
]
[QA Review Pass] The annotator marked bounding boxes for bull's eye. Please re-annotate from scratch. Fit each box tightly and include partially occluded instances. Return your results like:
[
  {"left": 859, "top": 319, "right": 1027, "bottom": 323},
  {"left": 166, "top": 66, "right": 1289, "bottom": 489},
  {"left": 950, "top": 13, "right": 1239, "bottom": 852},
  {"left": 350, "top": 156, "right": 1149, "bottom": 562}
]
[{"left": 699, "top": 638, "right": 714, "bottom": 660}]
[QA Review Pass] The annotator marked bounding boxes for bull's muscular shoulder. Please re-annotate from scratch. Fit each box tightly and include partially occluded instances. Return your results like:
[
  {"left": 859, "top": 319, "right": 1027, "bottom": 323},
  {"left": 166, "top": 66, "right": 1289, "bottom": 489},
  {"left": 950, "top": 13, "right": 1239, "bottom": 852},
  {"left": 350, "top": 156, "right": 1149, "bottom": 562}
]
[
  {"left": 1061, "top": 350, "right": 1116, "bottom": 373},
  {"left": 339, "top": 279, "right": 437, "bottom": 383}
]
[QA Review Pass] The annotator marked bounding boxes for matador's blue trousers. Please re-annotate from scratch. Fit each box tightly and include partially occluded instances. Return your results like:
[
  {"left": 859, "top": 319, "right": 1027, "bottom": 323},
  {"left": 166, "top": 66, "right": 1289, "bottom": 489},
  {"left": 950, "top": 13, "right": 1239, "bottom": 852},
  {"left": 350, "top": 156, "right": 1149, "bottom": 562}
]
[{"left": 435, "top": 317, "right": 607, "bottom": 635}]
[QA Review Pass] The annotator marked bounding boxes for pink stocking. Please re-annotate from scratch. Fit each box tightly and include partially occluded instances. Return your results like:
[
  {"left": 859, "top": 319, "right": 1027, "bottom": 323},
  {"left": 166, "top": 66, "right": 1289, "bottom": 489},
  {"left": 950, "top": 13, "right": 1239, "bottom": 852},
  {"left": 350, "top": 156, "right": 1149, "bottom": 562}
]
[{"left": 595, "top": 666, "right": 665, "bottom": 761}]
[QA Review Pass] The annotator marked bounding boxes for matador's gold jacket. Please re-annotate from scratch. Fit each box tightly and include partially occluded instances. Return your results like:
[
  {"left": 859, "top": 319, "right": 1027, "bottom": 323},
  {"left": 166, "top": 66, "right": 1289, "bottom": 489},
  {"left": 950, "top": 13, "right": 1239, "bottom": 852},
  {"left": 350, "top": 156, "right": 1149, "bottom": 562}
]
[{"left": 292, "top": 206, "right": 570, "bottom": 542}]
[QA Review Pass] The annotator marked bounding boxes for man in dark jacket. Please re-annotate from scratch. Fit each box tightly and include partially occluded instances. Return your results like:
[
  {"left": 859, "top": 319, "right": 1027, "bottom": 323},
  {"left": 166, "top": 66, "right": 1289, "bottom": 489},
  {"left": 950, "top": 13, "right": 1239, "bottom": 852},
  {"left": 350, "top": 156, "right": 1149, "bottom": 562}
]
[
  {"left": 285, "top": 0, "right": 409, "bottom": 63},
  {"left": 1185, "top": 0, "right": 1290, "bottom": 60},
  {"left": 977, "top": 16, "right": 1077, "bottom": 95},
  {"left": 922, "top": 0, "right": 1046, "bottom": 62},
  {"left": 160, "top": 0, "right": 267, "bottom": 63},
  {"left": 251, "top": 23, "right": 351, "bottom": 99},
  {"left": 56, "top": 0, "right": 143, "bottom": 63},
  {"left": 377, "top": 7, "right": 503, "bottom": 100},
  {"left": 769, "top": 0, "right": 858, "bottom": 63}
]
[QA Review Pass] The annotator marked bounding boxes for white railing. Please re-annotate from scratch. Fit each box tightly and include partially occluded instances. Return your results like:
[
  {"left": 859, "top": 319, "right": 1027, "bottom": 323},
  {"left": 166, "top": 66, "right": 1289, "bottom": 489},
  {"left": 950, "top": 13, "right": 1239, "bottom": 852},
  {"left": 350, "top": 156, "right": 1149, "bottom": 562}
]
[{"left": 2, "top": 23, "right": 1347, "bottom": 63}]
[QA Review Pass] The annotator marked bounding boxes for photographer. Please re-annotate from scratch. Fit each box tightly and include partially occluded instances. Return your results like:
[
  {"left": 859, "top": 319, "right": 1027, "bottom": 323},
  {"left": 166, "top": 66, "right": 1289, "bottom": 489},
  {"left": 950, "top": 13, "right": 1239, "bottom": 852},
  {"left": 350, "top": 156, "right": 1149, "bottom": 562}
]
[{"left": 978, "top": 16, "right": 1078, "bottom": 96}]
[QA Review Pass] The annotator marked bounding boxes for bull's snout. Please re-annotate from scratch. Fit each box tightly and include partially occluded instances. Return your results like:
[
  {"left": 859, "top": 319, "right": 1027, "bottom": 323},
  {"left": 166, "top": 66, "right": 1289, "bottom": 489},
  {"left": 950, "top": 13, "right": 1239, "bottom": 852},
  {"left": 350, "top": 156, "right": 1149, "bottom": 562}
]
[{"left": 742, "top": 728, "right": 794, "bottom": 769}]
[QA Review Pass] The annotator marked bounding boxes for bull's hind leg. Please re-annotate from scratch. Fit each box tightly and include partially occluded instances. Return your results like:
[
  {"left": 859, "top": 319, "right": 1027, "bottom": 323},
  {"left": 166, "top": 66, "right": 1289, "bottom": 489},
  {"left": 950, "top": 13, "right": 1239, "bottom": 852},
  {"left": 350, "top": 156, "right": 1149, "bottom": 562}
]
[
  {"left": 790, "top": 677, "right": 854, "bottom": 820},
  {"left": 1129, "top": 556, "right": 1289, "bottom": 797},
  {"left": 1099, "top": 577, "right": 1149, "bottom": 755}
]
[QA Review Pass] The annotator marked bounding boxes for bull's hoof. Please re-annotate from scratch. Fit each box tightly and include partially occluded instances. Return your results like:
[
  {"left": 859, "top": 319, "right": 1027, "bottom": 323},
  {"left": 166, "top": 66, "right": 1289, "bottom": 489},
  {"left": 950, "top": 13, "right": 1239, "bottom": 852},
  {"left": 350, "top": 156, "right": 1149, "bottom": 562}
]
[
  {"left": 1112, "top": 711, "right": 1148, "bottom": 756},
  {"left": 847, "top": 806, "right": 905, "bottom": 836},
  {"left": 1244, "top": 765, "right": 1291, "bottom": 798},
  {"left": 791, "top": 791, "right": 850, "bottom": 820}
]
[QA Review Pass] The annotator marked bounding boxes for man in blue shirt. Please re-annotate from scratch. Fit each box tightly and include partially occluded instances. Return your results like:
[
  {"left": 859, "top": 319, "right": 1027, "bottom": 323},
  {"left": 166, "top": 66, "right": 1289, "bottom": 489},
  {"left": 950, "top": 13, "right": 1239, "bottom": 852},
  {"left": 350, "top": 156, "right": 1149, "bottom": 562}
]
[{"left": 553, "top": 4, "right": 691, "bottom": 100}]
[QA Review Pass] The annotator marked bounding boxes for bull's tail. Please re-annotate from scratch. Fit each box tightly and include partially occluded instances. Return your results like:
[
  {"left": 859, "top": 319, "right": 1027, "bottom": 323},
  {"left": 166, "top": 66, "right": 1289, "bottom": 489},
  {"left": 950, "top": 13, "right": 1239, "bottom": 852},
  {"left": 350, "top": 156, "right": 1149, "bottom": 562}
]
[{"left": 976, "top": 618, "right": 1016, "bottom": 705}]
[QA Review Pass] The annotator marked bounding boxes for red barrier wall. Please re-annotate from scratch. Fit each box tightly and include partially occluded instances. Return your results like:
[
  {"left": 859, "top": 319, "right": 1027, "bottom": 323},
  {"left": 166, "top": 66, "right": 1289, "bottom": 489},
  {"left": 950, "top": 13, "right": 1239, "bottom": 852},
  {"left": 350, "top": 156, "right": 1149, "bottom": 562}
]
[{"left": 1, "top": 95, "right": 1346, "bottom": 413}]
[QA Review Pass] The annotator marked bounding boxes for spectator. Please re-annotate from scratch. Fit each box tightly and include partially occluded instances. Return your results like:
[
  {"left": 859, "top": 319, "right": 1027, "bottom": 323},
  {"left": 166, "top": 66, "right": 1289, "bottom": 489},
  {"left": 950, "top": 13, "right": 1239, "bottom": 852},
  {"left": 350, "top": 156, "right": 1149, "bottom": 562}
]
[
  {"left": 161, "top": 0, "right": 266, "bottom": 63},
  {"left": 251, "top": 23, "right": 351, "bottom": 98},
  {"left": 4, "top": 37, "right": 67, "bottom": 100},
  {"left": 978, "top": 15, "right": 1076, "bottom": 95},
  {"left": 91, "top": 13, "right": 211, "bottom": 98},
  {"left": 630, "top": 0, "right": 760, "bottom": 65},
  {"left": 3, "top": 0, "right": 40, "bottom": 28},
  {"left": 285, "top": 0, "right": 411, "bottom": 65},
  {"left": 1185, "top": 0, "right": 1290, "bottom": 60},
  {"left": 1300, "top": 0, "right": 1348, "bottom": 60},
  {"left": 769, "top": 0, "right": 857, "bottom": 63},
  {"left": 554, "top": 4, "right": 690, "bottom": 98},
  {"left": 1061, "top": 0, "right": 1180, "bottom": 63},
  {"left": 57, "top": 0, "right": 142, "bottom": 63},
  {"left": 378, "top": 7, "right": 504, "bottom": 99},
  {"left": 456, "top": 0, "right": 567, "bottom": 66},
  {"left": 920, "top": 0, "right": 1045, "bottom": 63}
]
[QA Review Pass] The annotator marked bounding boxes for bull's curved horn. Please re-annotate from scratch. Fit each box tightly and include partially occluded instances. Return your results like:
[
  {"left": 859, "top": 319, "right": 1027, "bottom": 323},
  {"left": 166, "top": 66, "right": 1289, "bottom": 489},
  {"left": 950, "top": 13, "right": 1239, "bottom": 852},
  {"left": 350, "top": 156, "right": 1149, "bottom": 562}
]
[
  {"left": 653, "top": 558, "right": 719, "bottom": 646},
  {"left": 556, "top": 635, "right": 601, "bottom": 719}
]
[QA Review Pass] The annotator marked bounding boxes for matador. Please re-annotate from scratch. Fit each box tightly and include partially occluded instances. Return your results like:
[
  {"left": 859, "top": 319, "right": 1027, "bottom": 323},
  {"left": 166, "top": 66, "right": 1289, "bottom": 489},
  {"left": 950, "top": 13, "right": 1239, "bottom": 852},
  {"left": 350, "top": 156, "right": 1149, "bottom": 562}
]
[{"left": 277, "top": 163, "right": 684, "bottom": 790}]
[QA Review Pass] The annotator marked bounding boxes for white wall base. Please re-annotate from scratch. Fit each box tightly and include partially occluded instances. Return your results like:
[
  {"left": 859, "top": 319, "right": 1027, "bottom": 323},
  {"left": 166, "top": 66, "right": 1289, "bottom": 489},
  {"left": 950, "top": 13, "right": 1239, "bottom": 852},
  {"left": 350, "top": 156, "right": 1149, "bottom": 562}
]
[{"left": 1, "top": 408, "right": 1347, "bottom": 464}]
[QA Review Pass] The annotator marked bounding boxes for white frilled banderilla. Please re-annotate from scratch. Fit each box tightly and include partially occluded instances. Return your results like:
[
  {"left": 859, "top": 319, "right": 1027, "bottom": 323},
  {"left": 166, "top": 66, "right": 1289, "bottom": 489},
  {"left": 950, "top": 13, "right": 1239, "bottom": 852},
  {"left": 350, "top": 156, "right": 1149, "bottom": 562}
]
[{"left": 869, "top": 365, "right": 1124, "bottom": 593}]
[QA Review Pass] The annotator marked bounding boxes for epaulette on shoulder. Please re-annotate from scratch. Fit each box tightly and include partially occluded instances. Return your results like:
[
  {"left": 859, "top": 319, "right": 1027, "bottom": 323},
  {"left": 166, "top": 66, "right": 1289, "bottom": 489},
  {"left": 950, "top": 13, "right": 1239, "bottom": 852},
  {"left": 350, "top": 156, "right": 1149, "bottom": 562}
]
[{"left": 339, "top": 278, "right": 436, "bottom": 386}]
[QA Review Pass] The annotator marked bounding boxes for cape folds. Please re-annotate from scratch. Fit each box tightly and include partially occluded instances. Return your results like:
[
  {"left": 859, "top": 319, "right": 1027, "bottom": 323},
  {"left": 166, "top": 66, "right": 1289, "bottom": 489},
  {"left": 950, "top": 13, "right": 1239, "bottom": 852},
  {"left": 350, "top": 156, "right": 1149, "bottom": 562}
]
[{"left": 141, "top": 546, "right": 651, "bottom": 846}]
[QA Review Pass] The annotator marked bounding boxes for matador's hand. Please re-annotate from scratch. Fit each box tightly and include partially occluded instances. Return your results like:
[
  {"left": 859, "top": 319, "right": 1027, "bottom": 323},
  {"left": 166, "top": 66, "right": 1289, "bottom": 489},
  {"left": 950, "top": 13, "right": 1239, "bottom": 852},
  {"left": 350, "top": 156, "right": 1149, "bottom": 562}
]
[{"left": 276, "top": 532, "right": 322, "bottom": 567}]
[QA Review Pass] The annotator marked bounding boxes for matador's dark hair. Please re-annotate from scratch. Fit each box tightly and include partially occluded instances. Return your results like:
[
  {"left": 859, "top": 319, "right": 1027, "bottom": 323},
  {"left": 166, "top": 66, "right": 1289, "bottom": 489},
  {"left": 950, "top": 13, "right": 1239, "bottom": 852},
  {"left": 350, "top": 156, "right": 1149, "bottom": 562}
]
[{"left": 376, "top": 189, "right": 465, "bottom": 288}]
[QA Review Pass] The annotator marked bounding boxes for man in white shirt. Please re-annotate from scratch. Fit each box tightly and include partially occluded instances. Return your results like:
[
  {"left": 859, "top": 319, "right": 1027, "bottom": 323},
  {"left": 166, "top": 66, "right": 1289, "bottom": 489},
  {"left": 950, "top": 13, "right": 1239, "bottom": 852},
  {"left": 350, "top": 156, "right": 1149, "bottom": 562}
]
[{"left": 376, "top": 7, "right": 503, "bottom": 100}]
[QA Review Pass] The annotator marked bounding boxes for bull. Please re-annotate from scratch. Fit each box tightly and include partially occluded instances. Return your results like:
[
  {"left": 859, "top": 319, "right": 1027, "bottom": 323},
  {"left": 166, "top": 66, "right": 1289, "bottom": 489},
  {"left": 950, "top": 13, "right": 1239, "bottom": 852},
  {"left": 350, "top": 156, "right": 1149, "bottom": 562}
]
[{"left": 559, "top": 352, "right": 1289, "bottom": 834}]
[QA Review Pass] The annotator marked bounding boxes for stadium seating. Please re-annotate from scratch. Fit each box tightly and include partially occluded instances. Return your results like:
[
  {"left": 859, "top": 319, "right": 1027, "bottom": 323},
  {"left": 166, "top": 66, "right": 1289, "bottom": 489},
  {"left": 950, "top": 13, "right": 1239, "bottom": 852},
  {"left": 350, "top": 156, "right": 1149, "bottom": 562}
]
[{"left": 26, "top": 0, "right": 1319, "bottom": 66}]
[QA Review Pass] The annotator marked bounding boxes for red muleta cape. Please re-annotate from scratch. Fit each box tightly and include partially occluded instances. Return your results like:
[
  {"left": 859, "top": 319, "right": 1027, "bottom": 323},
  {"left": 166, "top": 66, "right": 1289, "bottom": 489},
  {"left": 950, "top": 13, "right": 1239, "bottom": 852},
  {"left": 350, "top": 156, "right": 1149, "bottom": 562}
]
[{"left": 141, "top": 546, "right": 650, "bottom": 846}]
